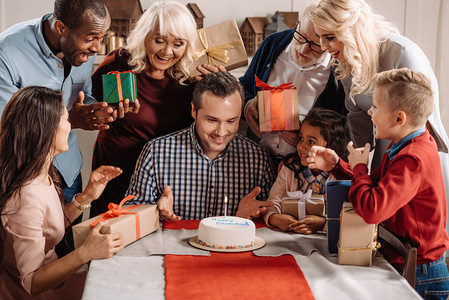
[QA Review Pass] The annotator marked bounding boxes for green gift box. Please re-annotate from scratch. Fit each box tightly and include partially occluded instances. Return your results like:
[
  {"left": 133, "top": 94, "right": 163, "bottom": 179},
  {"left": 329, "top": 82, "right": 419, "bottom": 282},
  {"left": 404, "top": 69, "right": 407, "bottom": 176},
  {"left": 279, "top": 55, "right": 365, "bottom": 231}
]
[{"left": 102, "top": 71, "right": 137, "bottom": 103}]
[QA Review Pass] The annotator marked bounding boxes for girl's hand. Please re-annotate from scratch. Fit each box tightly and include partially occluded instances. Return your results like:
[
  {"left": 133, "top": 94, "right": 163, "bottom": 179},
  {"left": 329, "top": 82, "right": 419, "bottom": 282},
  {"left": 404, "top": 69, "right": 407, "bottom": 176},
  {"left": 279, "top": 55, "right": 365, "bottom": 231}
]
[
  {"left": 82, "top": 166, "right": 123, "bottom": 203},
  {"left": 289, "top": 215, "right": 326, "bottom": 235},
  {"left": 307, "top": 146, "right": 339, "bottom": 171},
  {"left": 78, "top": 221, "right": 125, "bottom": 262},
  {"left": 269, "top": 213, "right": 297, "bottom": 232}
]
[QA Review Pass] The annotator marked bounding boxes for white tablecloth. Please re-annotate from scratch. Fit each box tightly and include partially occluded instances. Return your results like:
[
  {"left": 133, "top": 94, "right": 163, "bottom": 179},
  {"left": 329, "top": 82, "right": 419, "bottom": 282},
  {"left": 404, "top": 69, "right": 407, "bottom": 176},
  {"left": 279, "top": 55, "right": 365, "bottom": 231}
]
[{"left": 82, "top": 227, "right": 422, "bottom": 300}]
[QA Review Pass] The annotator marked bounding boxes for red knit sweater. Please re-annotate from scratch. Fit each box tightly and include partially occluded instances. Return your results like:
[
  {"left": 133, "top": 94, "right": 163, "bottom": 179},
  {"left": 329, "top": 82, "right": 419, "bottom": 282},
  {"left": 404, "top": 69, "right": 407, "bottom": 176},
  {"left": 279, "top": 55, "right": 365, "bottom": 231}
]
[{"left": 332, "top": 130, "right": 449, "bottom": 267}]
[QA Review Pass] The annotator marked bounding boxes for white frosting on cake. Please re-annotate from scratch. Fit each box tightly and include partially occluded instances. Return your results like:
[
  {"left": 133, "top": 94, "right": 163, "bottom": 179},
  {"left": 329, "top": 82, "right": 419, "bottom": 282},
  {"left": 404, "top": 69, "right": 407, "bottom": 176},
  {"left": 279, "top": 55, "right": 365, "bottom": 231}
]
[{"left": 197, "top": 216, "right": 256, "bottom": 249}]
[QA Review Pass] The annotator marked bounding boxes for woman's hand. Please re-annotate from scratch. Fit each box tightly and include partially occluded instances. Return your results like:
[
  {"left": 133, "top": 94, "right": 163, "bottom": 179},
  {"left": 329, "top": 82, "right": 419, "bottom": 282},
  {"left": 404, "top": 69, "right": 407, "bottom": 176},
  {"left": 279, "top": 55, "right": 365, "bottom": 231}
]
[
  {"left": 195, "top": 64, "right": 227, "bottom": 81},
  {"left": 114, "top": 98, "right": 141, "bottom": 119},
  {"left": 78, "top": 221, "right": 125, "bottom": 261},
  {"left": 80, "top": 166, "right": 123, "bottom": 204}
]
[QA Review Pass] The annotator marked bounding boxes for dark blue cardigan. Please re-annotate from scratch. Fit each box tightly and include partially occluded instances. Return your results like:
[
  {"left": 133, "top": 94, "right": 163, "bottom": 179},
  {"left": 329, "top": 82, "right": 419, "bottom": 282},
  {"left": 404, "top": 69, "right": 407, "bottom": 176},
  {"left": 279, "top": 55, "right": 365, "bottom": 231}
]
[{"left": 239, "top": 29, "right": 347, "bottom": 128}]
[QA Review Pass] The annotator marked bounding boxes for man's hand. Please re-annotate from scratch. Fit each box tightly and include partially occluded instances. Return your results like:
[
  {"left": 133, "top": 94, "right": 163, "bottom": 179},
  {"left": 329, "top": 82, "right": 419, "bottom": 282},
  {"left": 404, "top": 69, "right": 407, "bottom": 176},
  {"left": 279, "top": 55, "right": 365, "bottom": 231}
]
[
  {"left": 236, "top": 187, "right": 274, "bottom": 219},
  {"left": 268, "top": 213, "right": 297, "bottom": 232},
  {"left": 195, "top": 64, "right": 227, "bottom": 81},
  {"left": 244, "top": 98, "right": 261, "bottom": 138},
  {"left": 347, "top": 141, "right": 370, "bottom": 170},
  {"left": 69, "top": 91, "right": 114, "bottom": 130},
  {"left": 278, "top": 130, "right": 300, "bottom": 147},
  {"left": 157, "top": 186, "right": 181, "bottom": 221},
  {"left": 307, "top": 145, "right": 339, "bottom": 171},
  {"left": 289, "top": 215, "right": 326, "bottom": 235},
  {"left": 115, "top": 98, "right": 140, "bottom": 119}
]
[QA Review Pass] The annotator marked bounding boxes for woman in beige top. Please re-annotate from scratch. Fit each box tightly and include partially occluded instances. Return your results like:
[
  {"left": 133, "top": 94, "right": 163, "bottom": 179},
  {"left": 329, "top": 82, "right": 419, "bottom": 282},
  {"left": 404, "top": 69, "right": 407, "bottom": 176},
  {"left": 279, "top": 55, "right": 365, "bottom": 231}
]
[{"left": 0, "top": 86, "right": 125, "bottom": 299}]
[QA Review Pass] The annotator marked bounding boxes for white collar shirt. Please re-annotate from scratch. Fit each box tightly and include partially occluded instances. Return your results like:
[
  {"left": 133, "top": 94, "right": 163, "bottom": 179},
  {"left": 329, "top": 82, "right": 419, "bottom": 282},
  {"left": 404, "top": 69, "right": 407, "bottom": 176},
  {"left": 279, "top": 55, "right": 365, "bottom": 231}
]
[{"left": 260, "top": 42, "right": 331, "bottom": 157}]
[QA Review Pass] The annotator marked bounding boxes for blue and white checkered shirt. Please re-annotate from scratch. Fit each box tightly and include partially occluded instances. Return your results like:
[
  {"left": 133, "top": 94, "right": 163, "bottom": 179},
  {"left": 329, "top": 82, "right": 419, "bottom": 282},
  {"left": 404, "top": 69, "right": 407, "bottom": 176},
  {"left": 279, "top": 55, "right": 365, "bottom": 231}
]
[{"left": 125, "top": 123, "right": 275, "bottom": 220}]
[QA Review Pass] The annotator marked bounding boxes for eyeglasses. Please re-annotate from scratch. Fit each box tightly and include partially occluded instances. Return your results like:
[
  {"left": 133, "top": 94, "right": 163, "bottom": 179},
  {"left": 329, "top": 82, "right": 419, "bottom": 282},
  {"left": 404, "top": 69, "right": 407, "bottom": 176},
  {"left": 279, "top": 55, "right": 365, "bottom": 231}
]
[{"left": 293, "top": 22, "right": 325, "bottom": 54}]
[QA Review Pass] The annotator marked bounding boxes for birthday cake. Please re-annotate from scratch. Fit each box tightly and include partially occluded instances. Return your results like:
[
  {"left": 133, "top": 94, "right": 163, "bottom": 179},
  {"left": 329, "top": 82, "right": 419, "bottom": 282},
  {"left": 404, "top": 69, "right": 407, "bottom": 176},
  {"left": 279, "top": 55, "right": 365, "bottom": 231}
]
[{"left": 197, "top": 216, "right": 256, "bottom": 249}]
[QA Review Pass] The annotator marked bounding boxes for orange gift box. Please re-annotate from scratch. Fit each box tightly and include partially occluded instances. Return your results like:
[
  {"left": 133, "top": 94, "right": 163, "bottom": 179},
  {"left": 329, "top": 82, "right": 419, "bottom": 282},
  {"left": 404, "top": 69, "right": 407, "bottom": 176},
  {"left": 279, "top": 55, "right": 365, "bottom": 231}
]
[
  {"left": 189, "top": 19, "right": 248, "bottom": 77},
  {"left": 256, "top": 76, "right": 300, "bottom": 132},
  {"left": 72, "top": 195, "right": 159, "bottom": 248}
]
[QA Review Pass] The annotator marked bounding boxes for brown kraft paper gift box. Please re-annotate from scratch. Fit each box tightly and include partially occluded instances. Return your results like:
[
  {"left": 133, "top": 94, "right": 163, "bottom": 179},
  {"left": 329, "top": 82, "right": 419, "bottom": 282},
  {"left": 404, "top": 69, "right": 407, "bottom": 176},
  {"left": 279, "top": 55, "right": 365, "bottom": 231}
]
[
  {"left": 72, "top": 204, "right": 160, "bottom": 249},
  {"left": 189, "top": 19, "right": 248, "bottom": 77},
  {"left": 281, "top": 195, "right": 325, "bottom": 219},
  {"left": 337, "top": 206, "right": 378, "bottom": 267}
]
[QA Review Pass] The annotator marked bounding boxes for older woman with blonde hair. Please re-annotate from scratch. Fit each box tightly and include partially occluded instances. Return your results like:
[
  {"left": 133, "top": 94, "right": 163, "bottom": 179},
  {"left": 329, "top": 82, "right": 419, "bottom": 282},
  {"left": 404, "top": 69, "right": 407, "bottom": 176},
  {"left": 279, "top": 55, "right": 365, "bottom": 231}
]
[
  {"left": 310, "top": 0, "right": 449, "bottom": 298},
  {"left": 90, "top": 1, "right": 220, "bottom": 216}
]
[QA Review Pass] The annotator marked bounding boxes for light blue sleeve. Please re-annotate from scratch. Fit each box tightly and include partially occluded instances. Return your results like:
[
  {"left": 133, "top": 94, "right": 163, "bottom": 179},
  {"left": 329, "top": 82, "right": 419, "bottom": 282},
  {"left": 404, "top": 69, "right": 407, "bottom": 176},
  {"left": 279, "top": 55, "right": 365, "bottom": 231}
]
[{"left": 0, "top": 50, "right": 20, "bottom": 115}]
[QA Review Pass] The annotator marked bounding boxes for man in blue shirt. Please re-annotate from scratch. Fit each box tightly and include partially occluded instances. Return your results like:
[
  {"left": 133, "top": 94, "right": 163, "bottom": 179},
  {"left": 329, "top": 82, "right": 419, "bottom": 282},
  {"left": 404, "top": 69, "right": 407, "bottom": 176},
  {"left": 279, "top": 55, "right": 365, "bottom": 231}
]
[{"left": 0, "top": 0, "right": 137, "bottom": 202}]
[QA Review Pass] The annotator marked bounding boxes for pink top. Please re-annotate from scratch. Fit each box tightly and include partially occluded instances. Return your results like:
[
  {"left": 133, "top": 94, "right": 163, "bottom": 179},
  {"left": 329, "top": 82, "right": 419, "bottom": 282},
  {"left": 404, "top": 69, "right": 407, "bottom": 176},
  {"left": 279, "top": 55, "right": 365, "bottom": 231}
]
[
  {"left": 263, "top": 165, "right": 334, "bottom": 225},
  {"left": 0, "top": 177, "right": 85, "bottom": 299}
]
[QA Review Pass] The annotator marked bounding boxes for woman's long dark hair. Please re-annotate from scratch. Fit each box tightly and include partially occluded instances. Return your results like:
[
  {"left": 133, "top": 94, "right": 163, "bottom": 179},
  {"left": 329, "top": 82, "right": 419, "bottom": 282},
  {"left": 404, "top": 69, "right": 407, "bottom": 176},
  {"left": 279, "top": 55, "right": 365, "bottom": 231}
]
[
  {"left": 0, "top": 86, "right": 65, "bottom": 271},
  {"left": 283, "top": 108, "right": 352, "bottom": 189}
]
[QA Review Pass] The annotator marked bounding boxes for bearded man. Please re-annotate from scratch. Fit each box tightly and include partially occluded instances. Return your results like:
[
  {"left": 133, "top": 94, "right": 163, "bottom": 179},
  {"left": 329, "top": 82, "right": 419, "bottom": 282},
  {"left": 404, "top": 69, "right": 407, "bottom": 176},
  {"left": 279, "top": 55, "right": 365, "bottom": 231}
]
[{"left": 240, "top": 4, "right": 346, "bottom": 166}]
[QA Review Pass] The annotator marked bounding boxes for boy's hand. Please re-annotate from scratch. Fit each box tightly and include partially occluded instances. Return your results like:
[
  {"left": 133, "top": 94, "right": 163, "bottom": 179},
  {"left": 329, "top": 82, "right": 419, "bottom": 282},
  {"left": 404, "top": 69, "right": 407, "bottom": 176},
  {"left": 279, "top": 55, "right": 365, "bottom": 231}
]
[
  {"left": 347, "top": 142, "right": 370, "bottom": 170},
  {"left": 307, "top": 146, "right": 339, "bottom": 171}
]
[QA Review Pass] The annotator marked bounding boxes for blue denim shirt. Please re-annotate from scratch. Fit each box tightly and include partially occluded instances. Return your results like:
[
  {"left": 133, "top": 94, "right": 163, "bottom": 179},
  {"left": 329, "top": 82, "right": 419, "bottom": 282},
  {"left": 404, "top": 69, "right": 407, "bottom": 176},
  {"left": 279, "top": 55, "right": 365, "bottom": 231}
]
[
  {"left": 0, "top": 14, "right": 97, "bottom": 187},
  {"left": 386, "top": 127, "right": 426, "bottom": 160}
]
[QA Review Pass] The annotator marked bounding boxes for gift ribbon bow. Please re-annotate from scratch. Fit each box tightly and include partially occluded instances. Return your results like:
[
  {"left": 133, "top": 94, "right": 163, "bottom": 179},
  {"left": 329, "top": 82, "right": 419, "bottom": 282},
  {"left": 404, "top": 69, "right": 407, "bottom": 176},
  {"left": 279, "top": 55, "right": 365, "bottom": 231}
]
[
  {"left": 255, "top": 75, "right": 296, "bottom": 91},
  {"left": 89, "top": 195, "right": 142, "bottom": 239},
  {"left": 106, "top": 71, "right": 134, "bottom": 102},
  {"left": 284, "top": 190, "right": 314, "bottom": 220},
  {"left": 255, "top": 75, "right": 297, "bottom": 131},
  {"left": 192, "top": 28, "right": 244, "bottom": 65}
]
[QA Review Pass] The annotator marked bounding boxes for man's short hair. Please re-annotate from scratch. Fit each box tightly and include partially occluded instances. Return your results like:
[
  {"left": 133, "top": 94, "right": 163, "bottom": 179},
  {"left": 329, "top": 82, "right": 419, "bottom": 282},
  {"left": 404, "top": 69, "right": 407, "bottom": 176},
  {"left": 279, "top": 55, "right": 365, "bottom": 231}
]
[
  {"left": 54, "top": 0, "right": 107, "bottom": 30},
  {"left": 373, "top": 68, "right": 433, "bottom": 127},
  {"left": 192, "top": 72, "right": 245, "bottom": 111}
]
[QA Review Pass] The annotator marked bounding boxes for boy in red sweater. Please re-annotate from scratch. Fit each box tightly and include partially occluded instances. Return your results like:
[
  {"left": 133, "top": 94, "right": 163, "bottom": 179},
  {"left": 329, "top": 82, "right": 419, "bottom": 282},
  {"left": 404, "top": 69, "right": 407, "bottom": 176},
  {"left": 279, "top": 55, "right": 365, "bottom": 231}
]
[{"left": 308, "top": 68, "right": 449, "bottom": 298}]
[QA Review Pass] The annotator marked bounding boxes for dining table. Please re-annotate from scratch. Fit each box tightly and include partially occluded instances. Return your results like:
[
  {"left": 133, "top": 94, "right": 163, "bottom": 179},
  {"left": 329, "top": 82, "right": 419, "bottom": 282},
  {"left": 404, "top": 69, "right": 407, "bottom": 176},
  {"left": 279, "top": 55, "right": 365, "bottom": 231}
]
[{"left": 81, "top": 219, "right": 421, "bottom": 299}]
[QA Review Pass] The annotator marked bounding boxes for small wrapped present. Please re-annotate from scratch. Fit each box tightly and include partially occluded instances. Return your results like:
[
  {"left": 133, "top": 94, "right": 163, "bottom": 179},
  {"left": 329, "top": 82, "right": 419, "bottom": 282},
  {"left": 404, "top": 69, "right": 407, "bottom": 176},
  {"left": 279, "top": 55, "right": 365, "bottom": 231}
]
[
  {"left": 72, "top": 195, "right": 159, "bottom": 248},
  {"left": 102, "top": 71, "right": 137, "bottom": 104},
  {"left": 337, "top": 207, "right": 378, "bottom": 266},
  {"left": 256, "top": 76, "right": 300, "bottom": 132},
  {"left": 326, "top": 180, "right": 352, "bottom": 253},
  {"left": 281, "top": 190, "right": 325, "bottom": 219},
  {"left": 189, "top": 19, "right": 248, "bottom": 77}
]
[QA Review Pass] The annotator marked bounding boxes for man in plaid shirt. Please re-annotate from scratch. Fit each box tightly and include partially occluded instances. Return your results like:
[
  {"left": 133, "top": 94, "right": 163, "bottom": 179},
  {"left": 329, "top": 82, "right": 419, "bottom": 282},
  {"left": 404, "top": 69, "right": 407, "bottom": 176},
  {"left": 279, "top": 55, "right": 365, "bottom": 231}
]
[{"left": 126, "top": 72, "right": 275, "bottom": 220}]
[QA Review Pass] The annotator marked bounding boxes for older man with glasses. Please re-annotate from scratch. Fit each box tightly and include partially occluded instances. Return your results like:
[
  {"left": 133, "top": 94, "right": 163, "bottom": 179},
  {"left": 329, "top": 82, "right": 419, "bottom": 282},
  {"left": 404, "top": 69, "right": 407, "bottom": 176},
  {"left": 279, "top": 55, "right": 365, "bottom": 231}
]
[{"left": 240, "top": 4, "right": 347, "bottom": 168}]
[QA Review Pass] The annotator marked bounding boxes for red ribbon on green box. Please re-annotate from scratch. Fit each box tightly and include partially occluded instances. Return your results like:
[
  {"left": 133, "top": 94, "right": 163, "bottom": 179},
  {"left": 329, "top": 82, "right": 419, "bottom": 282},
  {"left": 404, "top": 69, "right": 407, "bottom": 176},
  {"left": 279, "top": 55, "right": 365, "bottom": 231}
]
[
  {"left": 102, "top": 71, "right": 137, "bottom": 103},
  {"left": 90, "top": 195, "right": 142, "bottom": 240},
  {"left": 255, "top": 75, "right": 299, "bottom": 132}
]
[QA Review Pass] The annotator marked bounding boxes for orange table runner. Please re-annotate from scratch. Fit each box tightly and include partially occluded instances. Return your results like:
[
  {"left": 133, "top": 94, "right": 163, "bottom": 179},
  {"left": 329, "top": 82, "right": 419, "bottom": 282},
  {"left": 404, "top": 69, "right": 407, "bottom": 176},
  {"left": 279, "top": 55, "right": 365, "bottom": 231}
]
[{"left": 164, "top": 220, "right": 315, "bottom": 299}]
